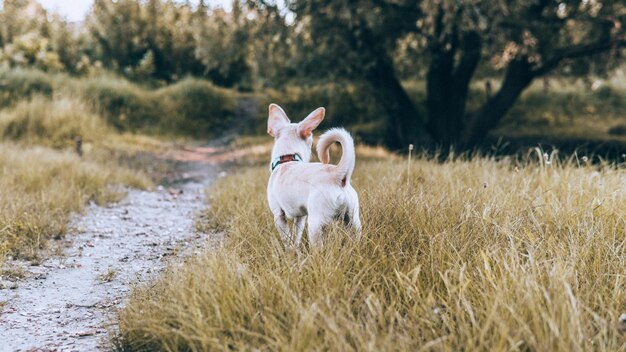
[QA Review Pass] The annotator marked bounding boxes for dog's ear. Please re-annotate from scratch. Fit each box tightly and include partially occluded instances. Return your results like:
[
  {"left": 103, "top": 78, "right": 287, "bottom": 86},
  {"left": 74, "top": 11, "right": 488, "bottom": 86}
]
[
  {"left": 268, "top": 104, "right": 290, "bottom": 137},
  {"left": 297, "top": 107, "right": 325, "bottom": 139}
]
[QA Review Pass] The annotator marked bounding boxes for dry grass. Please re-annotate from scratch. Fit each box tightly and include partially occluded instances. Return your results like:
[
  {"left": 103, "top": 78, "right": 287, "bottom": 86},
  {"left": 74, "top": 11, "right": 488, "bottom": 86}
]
[
  {"left": 0, "top": 95, "right": 157, "bottom": 262},
  {"left": 0, "top": 143, "right": 150, "bottom": 262},
  {"left": 0, "top": 94, "right": 170, "bottom": 156},
  {"left": 117, "top": 151, "right": 626, "bottom": 351},
  {"left": 0, "top": 95, "right": 112, "bottom": 148}
]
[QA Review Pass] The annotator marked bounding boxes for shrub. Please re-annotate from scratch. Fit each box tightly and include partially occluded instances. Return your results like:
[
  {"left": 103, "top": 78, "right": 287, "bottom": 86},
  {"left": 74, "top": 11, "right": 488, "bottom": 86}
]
[
  {"left": 0, "top": 95, "right": 111, "bottom": 148},
  {"left": 608, "top": 124, "right": 626, "bottom": 136},
  {"left": 156, "top": 78, "right": 238, "bottom": 138},
  {"left": 591, "top": 85, "right": 625, "bottom": 114},
  {"left": 74, "top": 76, "right": 160, "bottom": 132},
  {"left": 0, "top": 68, "right": 54, "bottom": 109}
]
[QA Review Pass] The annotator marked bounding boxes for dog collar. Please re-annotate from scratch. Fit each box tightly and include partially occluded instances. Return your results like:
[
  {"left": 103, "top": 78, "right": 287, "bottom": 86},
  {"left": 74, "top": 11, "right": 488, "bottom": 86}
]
[{"left": 270, "top": 153, "right": 302, "bottom": 173}]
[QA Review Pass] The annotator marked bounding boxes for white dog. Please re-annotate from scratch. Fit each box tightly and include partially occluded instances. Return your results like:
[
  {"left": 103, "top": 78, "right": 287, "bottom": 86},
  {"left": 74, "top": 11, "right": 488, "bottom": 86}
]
[{"left": 266, "top": 104, "right": 361, "bottom": 247}]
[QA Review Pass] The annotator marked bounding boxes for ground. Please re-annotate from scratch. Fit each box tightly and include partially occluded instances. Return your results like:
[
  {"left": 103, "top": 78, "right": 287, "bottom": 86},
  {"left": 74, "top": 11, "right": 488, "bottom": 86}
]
[{"left": 0, "top": 147, "right": 224, "bottom": 351}]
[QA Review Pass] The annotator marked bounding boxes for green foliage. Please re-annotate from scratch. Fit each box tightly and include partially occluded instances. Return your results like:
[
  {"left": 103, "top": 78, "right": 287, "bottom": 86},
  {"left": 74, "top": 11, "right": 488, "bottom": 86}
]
[
  {"left": 87, "top": 0, "right": 148, "bottom": 72},
  {"left": 156, "top": 78, "right": 238, "bottom": 137},
  {"left": 0, "top": 31, "right": 64, "bottom": 71},
  {"left": 511, "top": 83, "right": 624, "bottom": 121},
  {"left": 0, "top": 0, "right": 82, "bottom": 72},
  {"left": 495, "top": 82, "right": 626, "bottom": 142},
  {"left": 0, "top": 67, "right": 241, "bottom": 138},
  {"left": 0, "top": 0, "right": 257, "bottom": 87},
  {"left": 85, "top": 0, "right": 252, "bottom": 86},
  {"left": 262, "top": 78, "right": 626, "bottom": 145},
  {"left": 591, "top": 85, "right": 626, "bottom": 112},
  {"left": 75, "top": 76, "right": 238, "bottom": 137},
  {"left": 0, "top": 95, "right": 111, "bottom": 148},
  {"left": 0, "top": 68, "right": 54, "bottom": 108},
  {"left": 0, "top": 1, "right": 623, "bottom": 147},
  {"left": 285, "top": 0, "right": 626, "bottom": 146},
  {"left": 75, "top": 76, "right": 160, "bottom": 132}
]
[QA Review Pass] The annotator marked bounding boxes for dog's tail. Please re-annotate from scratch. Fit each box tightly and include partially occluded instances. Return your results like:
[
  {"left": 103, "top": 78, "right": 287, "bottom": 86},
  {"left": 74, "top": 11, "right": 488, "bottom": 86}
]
[{"left": 317, "top": 128, "right": 355, "bottom": 187}]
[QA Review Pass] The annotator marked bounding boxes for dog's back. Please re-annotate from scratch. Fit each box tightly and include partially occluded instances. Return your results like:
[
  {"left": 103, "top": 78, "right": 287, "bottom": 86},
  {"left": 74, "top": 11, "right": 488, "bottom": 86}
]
[
  {"left": 268, "top": 128, "right": 356, "bottom": 218},
  {"left": 266, "top": 104, "right": 361, "bottom": 246}
]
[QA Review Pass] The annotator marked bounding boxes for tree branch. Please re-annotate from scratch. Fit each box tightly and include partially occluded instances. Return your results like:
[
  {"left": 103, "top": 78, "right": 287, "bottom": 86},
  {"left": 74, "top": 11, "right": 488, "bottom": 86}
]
[
  {"left": 461, "top": 56, "right": 535, "bottom": 146},
  {"left": 533, "top": 38, "right": 626, "bottom": 76}
]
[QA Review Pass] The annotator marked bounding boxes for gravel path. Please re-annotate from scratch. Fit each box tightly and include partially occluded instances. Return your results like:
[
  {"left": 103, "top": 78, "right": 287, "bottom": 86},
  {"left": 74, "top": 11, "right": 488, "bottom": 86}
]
[{"left": 0, "top": 160, "right": 220, "bottom": 351}]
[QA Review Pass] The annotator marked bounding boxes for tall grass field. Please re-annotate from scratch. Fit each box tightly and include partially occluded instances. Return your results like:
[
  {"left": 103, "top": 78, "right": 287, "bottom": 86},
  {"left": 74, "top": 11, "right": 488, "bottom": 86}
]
[
  {"left": 0, "top": 66, "right": 624, "bottom": 349},
  {"left": 118, "top": 151, "right": 626, "bottom": 351}
]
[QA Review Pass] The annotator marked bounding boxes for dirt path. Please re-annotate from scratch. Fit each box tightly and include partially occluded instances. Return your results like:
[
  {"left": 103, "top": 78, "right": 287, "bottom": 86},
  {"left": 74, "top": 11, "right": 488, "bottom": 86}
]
[{"left": 0, "top": 151, "right": 224, "bottom": 351}]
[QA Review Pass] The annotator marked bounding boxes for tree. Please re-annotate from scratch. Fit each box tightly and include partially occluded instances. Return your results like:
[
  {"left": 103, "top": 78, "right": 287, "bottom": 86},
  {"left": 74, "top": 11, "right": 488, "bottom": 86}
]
[
  {"left": 284, "top": 0, "right": 626, "bottom": 149},
  {"left": 0, "top": 0, "right": 71, "bottom": 72},
  {"left": 194, "top": 1, "right": 253, "bottom": 89},
  {"left": 245, "top": 0, "right": 297, "bottom": 87},
  {"left": 87, "top": 0, "right": 148, "bottom": 72},
  {"left": 286, "top": 0, "right": 431, "bottom": 148},
  {"left": 48, "top": 14, "right": 83, "bottom": 73},
  {"left": 421, "top": 0, "right": 625, "bottom": 147},
  {"left": 85, "top": 0, "right": 250, "bottom": 85}
]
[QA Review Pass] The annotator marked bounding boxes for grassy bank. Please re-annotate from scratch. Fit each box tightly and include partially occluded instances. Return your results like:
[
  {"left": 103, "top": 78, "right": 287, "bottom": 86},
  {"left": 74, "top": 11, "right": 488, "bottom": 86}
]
[
  {"left": 0, "top": 68, "right": 238, "bottom": 138},
  {"left": 118, "top": 152, "right": 626, "bottom": 351}
]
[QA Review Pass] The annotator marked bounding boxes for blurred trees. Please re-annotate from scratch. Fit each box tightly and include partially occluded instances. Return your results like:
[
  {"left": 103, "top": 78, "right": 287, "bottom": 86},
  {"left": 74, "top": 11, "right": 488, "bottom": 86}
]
[
  {"left": 0, "top": 0, "right": 255, "bottom": 87},
  {"left": 0, "top": 0, "right": 65, "bottom": 71},
  {"left": 87, "top": 0, "right": 253, "bottom": 87},
  {"left": 0, "top": 0, "right": 624, "bottom": 148}
]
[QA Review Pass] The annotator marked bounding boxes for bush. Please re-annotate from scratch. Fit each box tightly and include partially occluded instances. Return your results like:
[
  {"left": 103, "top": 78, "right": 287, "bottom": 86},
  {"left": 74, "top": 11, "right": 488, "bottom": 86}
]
[
  {"left": 74, "top": 76, "right": 160, "bottom": 132},
  {"left": 0, "top": 95, "right": 111, "bottom": 148},
  {"left": 0, "top": 69, "right": 243, "bottom": 138},
  {"left": 0, "top": 68, "right": 54, "bottom": 109},
  {"left": 591, "top": 85, "right": 625, "bottom": 114},
  {"left": 156, "top": 78, "right": 238, "bottom": 138},
  {"left": 608, "top": 124, "right": 626, "bottom": 136}
]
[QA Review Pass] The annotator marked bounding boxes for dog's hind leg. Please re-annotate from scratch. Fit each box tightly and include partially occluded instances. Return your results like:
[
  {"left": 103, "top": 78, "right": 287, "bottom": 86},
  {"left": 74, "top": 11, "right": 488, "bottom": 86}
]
[
  {"left": 350, "top": 205, "right": 362, "bottom": 239},
  {"left": 274, "top": 210, "right": 291, "bottom": 245},
  {"left": 307, "top": 215, "right": 325, "bottom": 247},
  {"left": 294, "top": 216, "right": 306, "bottom": 247}
]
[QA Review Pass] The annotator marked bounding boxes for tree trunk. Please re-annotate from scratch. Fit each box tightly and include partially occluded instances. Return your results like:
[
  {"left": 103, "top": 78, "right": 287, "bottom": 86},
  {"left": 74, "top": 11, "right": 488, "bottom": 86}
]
[
  {"left": 365, "top": 58, "right": 431, "bottom": 150},
  {"left": 426, "top": 32, "right": 481, "bottom": 148},
  {"left": 426, "top": 49, "right": 460, "bottom": 146},
  {"left": 344, "top": 17, "right": 430, "bottom": 150},
  {"left": 461, "top": 57, "right": 535, "bottom": 146}
]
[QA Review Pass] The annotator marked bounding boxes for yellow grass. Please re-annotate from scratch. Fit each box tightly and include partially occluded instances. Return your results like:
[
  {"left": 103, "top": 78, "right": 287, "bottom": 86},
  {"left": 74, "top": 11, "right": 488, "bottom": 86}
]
[
  {"left": 0, "top": 95, "right": 111, "bottom": 148},
  {"left": 0, "top": 95, "right": 157, "bottom": 262},
  {"left": 118, "top": 152, "right": 626, "bottom": 351},
  {"left": 0, "top": 144, "right": 150, "bottom": 262}
]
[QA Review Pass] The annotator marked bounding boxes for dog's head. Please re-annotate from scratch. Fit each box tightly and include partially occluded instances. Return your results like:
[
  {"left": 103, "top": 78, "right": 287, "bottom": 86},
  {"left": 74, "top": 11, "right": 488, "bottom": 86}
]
[{"left": 267, "top": 104, "right": 325, "bottom": 161}]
